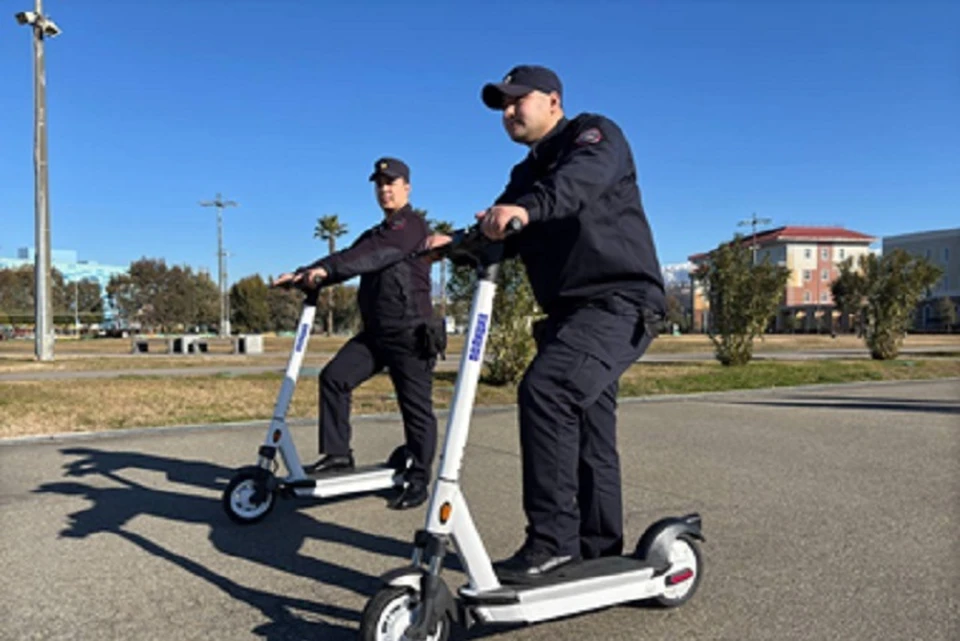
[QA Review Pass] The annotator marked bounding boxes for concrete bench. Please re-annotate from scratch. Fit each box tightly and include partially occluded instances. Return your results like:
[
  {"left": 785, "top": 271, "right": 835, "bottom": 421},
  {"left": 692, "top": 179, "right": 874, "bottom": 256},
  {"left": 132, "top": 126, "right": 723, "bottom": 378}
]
[
  {"left": 130, "top": 336, "right": 176, "bottom": 354},
  {"left": 192, "top": 334, "right": 264, "bottom": 355},
  {"left": 131, "top": 334, "right": 264, "bottom": 355}
]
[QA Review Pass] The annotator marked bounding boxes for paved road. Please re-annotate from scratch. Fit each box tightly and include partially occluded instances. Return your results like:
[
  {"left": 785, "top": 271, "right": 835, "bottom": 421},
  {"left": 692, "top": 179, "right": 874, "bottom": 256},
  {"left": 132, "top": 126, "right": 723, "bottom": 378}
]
[
  {"left": 1, "top": 346, "right": 955, "bottom": 382},
  {"left": 2, "top": 380, "right": 958, "bottom": 640}
]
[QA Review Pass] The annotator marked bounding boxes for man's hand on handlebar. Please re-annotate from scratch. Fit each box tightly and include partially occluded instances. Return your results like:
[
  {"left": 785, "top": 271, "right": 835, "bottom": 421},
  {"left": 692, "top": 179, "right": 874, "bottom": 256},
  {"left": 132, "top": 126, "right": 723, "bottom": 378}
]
[
  {"left": 273, "top": 267, "right": 328, "bottom": 288},
  {"left": 476, "top": 205, "right": 529, "bottom": 241},
  {"left": 416, "top": 207, "right": 525, "bottom": 264},
  {"left": 419, "top": 233, "right": 454, "bottom": 261}
]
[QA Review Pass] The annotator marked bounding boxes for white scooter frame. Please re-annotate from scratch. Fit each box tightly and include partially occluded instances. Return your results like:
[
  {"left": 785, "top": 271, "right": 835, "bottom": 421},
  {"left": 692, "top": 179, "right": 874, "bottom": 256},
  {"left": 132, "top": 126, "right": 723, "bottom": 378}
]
[
  {"left": 222, "top": 281, "right": 411, "bottom": 525},
  {"left": 359, "top": 223, "right": 704, "bottom": 640}
]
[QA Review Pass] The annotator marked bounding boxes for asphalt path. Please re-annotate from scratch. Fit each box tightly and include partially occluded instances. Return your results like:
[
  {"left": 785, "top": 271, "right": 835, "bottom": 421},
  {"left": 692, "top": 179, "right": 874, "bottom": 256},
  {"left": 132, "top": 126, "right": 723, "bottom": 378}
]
[{"left": 1, "top": 379, "right": 958, "bottom": 640}]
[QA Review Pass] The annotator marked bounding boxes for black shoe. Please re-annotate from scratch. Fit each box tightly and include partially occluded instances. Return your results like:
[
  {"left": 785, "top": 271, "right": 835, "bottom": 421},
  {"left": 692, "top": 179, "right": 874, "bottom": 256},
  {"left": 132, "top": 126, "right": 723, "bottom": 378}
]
[
  {"left": 493, "top": 542, "right": 577, "bottom": 584},
  {"left": 387, "top": 481, "right": 429, "bottom": 510},
  {"left": 303, "top": 453, "right": 354, "bottom": 475}
]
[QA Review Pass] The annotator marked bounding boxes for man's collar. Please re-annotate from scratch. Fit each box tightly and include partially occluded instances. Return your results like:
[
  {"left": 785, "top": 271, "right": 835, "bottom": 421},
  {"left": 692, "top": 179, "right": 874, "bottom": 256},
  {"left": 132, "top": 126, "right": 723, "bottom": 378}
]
[
  {"left": 529, "top": 116, "right": 569, "bottom": 160},
  {"left": 383, "top": 203, "right": 412, "bottom": 219}
]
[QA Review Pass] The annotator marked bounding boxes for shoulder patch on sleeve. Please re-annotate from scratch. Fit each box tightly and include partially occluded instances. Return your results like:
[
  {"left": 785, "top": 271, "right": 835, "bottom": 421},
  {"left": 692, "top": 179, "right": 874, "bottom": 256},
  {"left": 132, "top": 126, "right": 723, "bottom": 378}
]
[{"left": 575, "top": 127, "right": 603, "bottom": 145}]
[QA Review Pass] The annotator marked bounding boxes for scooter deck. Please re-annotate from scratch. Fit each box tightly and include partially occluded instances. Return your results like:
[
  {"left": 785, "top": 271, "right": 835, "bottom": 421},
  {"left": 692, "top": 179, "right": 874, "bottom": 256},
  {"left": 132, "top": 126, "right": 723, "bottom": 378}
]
[
  {"left": 305, "top": 463, "right": 396, "bottom": 480},
  {"left": 510, "top": 554, "right": 656, "bottom": 588},
  {"left": 283, "top": 463, "right": 401, "bottom": 497},
  {"left": 459, "top": 555, "right": 668, "bottom": 624},
  {"left": 462, "top": 555, "right": 655, "bottom": 602},
  {"left": 285, "top": 463, "right": 398, "bottom": 485}
]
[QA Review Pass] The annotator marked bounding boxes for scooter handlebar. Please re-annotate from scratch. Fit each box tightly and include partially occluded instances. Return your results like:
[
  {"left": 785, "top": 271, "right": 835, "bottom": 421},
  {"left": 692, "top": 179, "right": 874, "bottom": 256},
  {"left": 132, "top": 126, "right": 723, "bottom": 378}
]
[
  {"left": 271, "top": 272, "right": 325, "bottom": 292},
  {"left": 421, "top": 215, "right": 524, "bottom": 262},
  {"left": 504, "top": 216, "right": 524, "bottom": 235},
  {"left": 280, "top": 214, "right": 525, "bottom": 287}
]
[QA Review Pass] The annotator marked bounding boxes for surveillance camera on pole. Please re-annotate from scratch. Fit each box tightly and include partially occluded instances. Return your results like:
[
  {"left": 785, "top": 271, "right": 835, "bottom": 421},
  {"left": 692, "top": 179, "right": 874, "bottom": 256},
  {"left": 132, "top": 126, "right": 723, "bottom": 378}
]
[
  {"left": 15, "top": 10, "right": 38, "bottom": 25},
  {"left": 16, "top": 0, "right": 61, "bottom": 361},
  {"left": 14, "top": 9, "right": 60, "bottom": 35},
  {"left": 42, "top": 19, "right": 60, "bottom": 37}
]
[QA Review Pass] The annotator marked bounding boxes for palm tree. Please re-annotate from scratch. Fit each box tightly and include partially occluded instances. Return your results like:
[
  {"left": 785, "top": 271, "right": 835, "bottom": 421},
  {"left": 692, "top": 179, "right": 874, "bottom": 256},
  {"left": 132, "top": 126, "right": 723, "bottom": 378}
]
[
  {"left": 314, "top": 214, "right": 349, "bottom": 335},
  {"left": 428, "top": 218, "right": 455, "bottom": 321}
]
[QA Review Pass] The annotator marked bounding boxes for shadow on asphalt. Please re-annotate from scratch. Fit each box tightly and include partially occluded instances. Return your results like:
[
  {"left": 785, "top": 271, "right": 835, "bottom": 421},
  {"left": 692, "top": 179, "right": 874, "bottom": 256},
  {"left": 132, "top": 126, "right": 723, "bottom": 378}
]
[
  {"left": 722, "top": 395, "right": 960, "bottom": 416},
  {"left": 27, "top": 447, "right": 650, "bottom": 640},
  {"left": 31, "top": 447, "right": 445, "bottom": 640}
]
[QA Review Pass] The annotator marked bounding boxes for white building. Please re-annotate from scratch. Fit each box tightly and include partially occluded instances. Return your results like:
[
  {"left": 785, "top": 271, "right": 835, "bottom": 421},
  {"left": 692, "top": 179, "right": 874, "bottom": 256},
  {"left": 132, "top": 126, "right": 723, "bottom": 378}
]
[{"left": 883, "top": 228, "right": 959, "bottom": 330}]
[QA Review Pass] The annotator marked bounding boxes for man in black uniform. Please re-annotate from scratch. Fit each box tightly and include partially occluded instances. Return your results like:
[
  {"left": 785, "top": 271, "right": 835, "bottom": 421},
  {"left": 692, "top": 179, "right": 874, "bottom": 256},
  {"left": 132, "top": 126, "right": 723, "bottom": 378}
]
[
  {"left": 431, "top": 65, "right": 666, "bottom": 580},
  {"left": 275, "top": 157, "right": 440, "bottom": 510}
]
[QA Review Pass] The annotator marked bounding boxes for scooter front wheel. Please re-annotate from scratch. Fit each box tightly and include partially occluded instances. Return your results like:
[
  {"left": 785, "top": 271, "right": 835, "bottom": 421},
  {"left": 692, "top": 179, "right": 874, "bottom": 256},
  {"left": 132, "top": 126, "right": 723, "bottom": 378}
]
[
  {"left": 359, "top": 586, "right": 450, "bottom": 641},
  {"left": 222, "top": 466, "right": 276, "bottom": 525}
]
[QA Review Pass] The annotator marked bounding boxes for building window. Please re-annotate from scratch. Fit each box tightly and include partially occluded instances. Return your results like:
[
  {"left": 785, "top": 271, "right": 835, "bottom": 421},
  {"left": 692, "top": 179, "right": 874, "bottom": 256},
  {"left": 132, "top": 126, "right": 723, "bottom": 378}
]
[
  {"left": 803, "top": 270, "right": 811, "bottom": 281},
  {"left": 821, "top": 248, "right": 829, "bottom": 260},
  {"left": 838, "top": 248, "right": 846, "bottom": 259},
  {"left": 820, "top": 292, "right": 829, "bottom": 303},
  {"left": 926, "top": 249, "right": 931, "bottom": 259},
  {"left": 945, "top": 248, "right": 950, "bottom": 262},
  {"left": 822, "top": 269, "right": 830, "bottom": 281},
  {"left": 804, "top": 249, "right": 812, "bottom": 259},
  {"left": 804, "top": 292, "right": 811, "bottom": 303}
]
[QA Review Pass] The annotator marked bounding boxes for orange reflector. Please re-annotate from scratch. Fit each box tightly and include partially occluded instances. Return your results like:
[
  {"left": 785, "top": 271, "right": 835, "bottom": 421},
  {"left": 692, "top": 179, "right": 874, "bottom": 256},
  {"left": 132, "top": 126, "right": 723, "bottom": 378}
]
[
  {"left": 272, "top": 430, "right": 282, "bottom": 443},
  {"left": 439, "top": 502, "right": 452, "bottom": 524}
]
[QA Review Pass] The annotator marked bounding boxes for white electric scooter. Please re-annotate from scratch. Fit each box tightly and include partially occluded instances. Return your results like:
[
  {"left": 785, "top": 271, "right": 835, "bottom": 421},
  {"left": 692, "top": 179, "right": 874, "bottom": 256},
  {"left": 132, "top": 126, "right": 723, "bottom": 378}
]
[
  {"left": 222, "top": 277, "right": 412, "bottom": 525},
  {"left": 359, "top": 221, "right": 704, "bottom": 640}
]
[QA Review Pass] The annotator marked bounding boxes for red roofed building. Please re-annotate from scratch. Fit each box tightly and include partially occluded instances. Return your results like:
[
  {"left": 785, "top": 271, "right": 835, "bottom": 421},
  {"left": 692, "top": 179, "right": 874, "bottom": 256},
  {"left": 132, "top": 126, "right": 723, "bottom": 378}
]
[{"left": 689, "top": 226, "right": 877, "bottom": 333}]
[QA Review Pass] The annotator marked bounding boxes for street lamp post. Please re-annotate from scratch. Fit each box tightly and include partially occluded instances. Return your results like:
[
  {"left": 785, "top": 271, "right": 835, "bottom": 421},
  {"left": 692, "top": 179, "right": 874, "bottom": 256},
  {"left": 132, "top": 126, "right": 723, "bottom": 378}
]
[
  {"left": 200, "top": 193, "right": 238, "bottom": 337},
  {"left": 16, "top": 0, "right": 61, "bottom": 361}
]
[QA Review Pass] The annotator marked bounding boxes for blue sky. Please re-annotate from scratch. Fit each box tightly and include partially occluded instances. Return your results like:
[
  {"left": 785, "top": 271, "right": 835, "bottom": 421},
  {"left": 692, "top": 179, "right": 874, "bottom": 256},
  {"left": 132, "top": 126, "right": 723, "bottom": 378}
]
[{"left": 1, "top": 0, "right": 957, "bottom": 283}]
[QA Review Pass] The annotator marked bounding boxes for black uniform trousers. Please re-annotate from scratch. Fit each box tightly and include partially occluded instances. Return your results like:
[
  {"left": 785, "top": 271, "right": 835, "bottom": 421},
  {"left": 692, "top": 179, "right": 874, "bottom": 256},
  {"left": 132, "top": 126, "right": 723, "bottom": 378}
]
[
  {"left": 318, "top": 329, "right": 437, "bottom": 484},
  {"left": 518, "top": 294, "right": 655, "bottom": 561}
]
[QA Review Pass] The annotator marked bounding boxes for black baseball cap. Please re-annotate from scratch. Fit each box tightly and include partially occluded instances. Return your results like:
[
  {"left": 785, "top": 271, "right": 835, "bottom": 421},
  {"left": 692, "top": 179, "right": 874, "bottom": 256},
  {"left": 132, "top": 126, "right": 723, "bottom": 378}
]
[
  {"left": 482, "top": 65, "right": 563, "bottom": 110},
  {"left": 369, "top": 157, "right": 410, "bottom": 182}
]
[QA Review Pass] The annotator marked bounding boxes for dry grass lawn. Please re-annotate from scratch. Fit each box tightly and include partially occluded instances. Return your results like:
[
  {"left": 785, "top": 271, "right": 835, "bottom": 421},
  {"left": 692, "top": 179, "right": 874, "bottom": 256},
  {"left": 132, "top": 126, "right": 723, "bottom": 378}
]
[
  {"left": 2, "top": 358, "right": 957, "bottom": 439},
  {"left": 2, "top": 333, "right": 958, "bottom": 374}
]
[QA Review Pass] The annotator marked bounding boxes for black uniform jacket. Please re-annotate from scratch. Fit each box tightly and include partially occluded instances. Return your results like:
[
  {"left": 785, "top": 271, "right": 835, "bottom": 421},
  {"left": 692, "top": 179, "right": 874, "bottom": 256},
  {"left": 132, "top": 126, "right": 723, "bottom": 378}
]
[
  {"left": 497, "top": 113, "right": 665, "bottom": 317},
  {"left": 301, "top": 204, "right": 432, "bottom": 332}
]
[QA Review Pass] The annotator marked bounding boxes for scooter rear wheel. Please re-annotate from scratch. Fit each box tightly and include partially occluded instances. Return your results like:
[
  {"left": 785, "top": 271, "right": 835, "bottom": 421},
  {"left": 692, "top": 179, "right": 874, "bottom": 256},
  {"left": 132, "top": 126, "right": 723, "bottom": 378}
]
[
  {"left": 222, "top": 467, "right": 276, "bottom": 525},
  {"left": 650, "top": 534, "right": 702, "bottom": 608},
  {"left": 386, "top": 445, "right": 412, "bottom": 473},
  {"left": 359, "top": 586, "right": 450, "bottom": 641}
]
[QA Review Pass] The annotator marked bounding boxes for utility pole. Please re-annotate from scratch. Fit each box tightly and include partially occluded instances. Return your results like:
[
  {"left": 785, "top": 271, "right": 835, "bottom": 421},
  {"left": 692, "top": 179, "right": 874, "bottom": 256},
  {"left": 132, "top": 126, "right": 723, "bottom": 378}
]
[
  {"left": 73, "top": 279, "right": 79, "bottom": 336},
  {"left": 223, "top": 248, "right": 234, "bottom": 336},
  {"left": 738, "top": 212, "right": 772, "bottom": 264},
  {"left": 199, "top": 193, "right": 237, "bottom": 337},
  {"left": 16, "top": 1, "right": 62, "bottom": 361}
]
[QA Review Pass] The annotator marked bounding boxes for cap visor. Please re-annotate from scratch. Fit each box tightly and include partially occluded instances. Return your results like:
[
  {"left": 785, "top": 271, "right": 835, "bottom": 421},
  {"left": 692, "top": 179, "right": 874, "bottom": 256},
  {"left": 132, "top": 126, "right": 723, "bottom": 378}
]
[
  {"left": 481, "top": 82, "right": 533, "bottom": 109},
  {"left": 369, "top": 170, "right": 403, "bottom": 181}
]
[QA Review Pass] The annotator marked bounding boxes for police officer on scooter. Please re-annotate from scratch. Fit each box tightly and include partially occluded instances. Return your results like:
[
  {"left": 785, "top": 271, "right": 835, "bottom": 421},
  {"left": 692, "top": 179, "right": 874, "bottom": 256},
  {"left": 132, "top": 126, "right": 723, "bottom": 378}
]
[
  {"left": 275, "top": 157, "right": 444, "bottom": 510},
  {"left": 427, "top": 65, "right": 666, "bottom": 579}
]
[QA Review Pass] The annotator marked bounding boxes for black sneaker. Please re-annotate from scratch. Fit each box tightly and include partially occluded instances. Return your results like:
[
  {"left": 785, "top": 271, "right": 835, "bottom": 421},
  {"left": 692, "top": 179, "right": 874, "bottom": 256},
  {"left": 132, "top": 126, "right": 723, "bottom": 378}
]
[
  {"left": 493, "top": 542, "right": 577, "bottom": 584},
  {"left": 303, "top": 453, "right": 354, "bottom": 475},
  {"left": 387, "top": 481, "right": 429, "bottom": 510}
]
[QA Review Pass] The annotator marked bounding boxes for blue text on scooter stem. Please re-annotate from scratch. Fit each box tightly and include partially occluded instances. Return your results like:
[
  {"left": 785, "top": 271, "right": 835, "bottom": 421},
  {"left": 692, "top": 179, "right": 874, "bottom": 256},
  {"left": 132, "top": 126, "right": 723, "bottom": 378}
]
[
  {"left": 295, "top": 323, "right": 309, "bottom": 353},
  {"left": 468, "top": 313, "right": 489, "bottom": 361}
]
